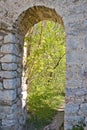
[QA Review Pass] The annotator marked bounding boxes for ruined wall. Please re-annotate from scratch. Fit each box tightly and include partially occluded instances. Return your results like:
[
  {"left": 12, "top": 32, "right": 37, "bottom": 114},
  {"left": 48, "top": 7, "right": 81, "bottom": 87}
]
[{"left": 0, "top": 0, "right": 87, "bottom": 130}]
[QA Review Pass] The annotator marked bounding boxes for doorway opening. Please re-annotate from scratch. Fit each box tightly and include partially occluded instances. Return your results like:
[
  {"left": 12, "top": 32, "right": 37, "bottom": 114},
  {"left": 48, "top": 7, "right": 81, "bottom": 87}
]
[
  {"left": 13, "top": 5, "right": 66, "bottom": 130},
  {"left": 24, "top": 20, "right": 66, "bottom": 130}
]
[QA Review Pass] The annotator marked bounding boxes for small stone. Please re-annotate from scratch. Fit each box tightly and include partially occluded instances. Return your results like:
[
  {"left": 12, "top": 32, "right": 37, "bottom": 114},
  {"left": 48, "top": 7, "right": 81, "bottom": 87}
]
[
  {"left": 4, "top": 34, "right": 16, "bottom": 43},
  {"left": 6, "top": 112, "right": 17, "bottom": 120},
  {"left": 16, "top": 78, "right": 21, "bottom": 87},
  {"left": 80, "top": 103, "right": 87, "bottom": 114},
  {"left": 17, "top": 87, "right": 22, "bottom": 95},
  {"left": 3, "top": 79, "right": 17, "bottom": 89},
  {"left": 67, "top": 38, "right": 79, "bottom": 50},
  {"left": 2, "top": 119, "right": 17, "bottom": 126},
  {"left": 65, "top": 115, "right": 84, "bottom": 124},
  {"left": 1, "top": 44, "right": 19, "bottom": 55},
  {"left": 0, "top": 71, "right": 17, "bottom": 78},
  {"left": 0, "top": 89, "right": 16, "bottom": 101},
  {"left": 0, "top": 106, "right": 13, "bottom": 114},
  {"left": 2, "top": 63, "right": 17, "bottom": 70},
  {"left": 84, "top": 20, "right": 87, "bottom": 26},
  {"left": 65, "top": 103, "right": 79, "bottom": 114},
  {"left": 1, "top": 54, "right": 19, "bottom": 63},
  {"left": 17, "top": 68, "right": 22, "bottom": 74}
]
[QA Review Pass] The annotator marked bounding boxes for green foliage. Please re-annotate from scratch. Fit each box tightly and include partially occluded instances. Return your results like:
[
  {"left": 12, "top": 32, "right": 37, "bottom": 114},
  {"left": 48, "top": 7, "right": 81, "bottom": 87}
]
[
  {"left": 72, "top": 125, "right": 84, "bottom": 130},
  {"left": 25, "top": 20, "right": 66, "bottom": 129}
]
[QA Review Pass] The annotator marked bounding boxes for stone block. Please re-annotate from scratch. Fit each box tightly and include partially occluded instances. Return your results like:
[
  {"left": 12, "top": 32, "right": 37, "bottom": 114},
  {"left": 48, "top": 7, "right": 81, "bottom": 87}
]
[
  {"left": 6, "top": 112, "right": 17, "bottom": 120},
  {"left": 3, "top": 79, "right": 17, "bottom": 89},
  {"left": 2, "top": 63, "right": 17, "bottom": 71},
  {"left": 0, "top": 106, "right": 13, "bottom": 115},
  {"left": 16, "top": 78, "right": 21, "bottom": 87},
  {"left": 2, "top": 119, "right": 17, "bottom": 126},
  {"left": 65, "top": 115, "right": 84, "bottom": 124},
  {"left": 80, "top": 103, "right": 87, "bottom": 115},
  {"left": 1, "top": 44, "right": 19, "bottom": 55},
  {"left": 84, "top": 19, "right": 87, "bottom": 25},
  {"left": 17, "top": 87, "right": 22, "bottom": 95},
  {"left": 67, "top": 38, "right": 79, "bottom": 50},
  {"left": 67, "top": 50, "right": 84, "bottom": 63},
  {"left": 0, "top": 90, "right": 16, "bottom": 101},
  {"left": 64, "top": 123, "right": 72, "bottom": 130},
  {"left": 4, "top": 34, "right": 17, "bottom": 43},
  {"left": 0, "top": 71, "right": 17, "bottom": 78},
  {"left": 17, "top": 68, "right": 22, "bottom": 74},
  {"left": 0, "top": 54, "right": 19, "bottom": 63},
  {"left": 65, "top": 103, "right": 79, "bottom": 114},
  {"left": 75, "top": 88, "right": 87, "bottom": 96}
]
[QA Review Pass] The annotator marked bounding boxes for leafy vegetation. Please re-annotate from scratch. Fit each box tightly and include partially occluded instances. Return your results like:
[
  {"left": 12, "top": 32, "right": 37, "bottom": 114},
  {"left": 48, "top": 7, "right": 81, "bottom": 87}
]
[
  {"left": 72, "top": 125, "right": 84, "bottom": 130},
  {"left": 25, "top": 20, "right": 66, "bottom": 129}
]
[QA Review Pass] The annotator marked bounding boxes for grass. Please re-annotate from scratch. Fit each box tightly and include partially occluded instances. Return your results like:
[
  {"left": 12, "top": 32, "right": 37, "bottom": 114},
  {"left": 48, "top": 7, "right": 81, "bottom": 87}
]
[{"left": 26, "top": 94, "right": 65, "bottom": 130}]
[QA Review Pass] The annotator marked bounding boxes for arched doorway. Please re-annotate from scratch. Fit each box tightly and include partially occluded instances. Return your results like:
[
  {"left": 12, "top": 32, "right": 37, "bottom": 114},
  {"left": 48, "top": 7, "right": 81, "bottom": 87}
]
[
  {"left": 14, "top": 6, "right": 65, "bottom": 130},
  {"left": 0, "top": 1, "right": 86, "bottom": 130}
]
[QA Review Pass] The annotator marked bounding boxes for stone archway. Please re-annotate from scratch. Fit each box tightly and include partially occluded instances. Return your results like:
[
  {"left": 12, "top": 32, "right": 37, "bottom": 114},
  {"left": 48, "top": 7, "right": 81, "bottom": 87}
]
[
  {"left": 14, "top": 6, "right": 65, "bottom": 130},
  {"left": 0, "top": 1, "right": 87, "bottom": 130}
]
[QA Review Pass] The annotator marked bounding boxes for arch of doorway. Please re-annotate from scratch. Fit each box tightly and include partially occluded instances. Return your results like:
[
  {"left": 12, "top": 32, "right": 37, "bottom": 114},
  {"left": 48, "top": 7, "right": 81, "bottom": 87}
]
[{"left": 0, "top": 1, "right": 87, "bottom": 130}]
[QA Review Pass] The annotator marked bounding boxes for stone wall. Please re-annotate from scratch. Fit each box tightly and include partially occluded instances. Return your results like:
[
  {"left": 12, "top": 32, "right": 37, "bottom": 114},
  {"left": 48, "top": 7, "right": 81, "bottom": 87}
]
[
  {"left": 0, "top": 0, "right": 87, "bottom": 130},
  {"left": 0, "top": 28, "right": 26, "bottom": 130}
]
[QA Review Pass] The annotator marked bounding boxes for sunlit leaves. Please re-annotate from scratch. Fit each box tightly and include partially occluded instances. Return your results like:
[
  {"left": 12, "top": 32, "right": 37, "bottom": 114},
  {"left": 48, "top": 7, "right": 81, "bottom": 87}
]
[{"left": 25, "top": 20, "right": 66, "bottom": 129}]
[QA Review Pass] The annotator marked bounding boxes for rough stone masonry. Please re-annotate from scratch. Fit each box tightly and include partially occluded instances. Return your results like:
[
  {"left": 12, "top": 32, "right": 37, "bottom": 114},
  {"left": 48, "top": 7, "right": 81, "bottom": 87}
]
[{"left": 0, "top": 0, "right": 87, "bottom": 130}]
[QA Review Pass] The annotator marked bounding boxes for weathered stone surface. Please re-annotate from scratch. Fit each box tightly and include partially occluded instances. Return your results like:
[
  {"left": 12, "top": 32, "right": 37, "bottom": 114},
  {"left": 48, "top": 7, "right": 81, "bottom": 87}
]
[
  {"left": 0, "top": 106, "right": 14, "bottom": 115},
  {"left": 1, "top": 44, "right": 19, "bottom": 55},
  {"left": 67, "top": 38, "right": 79, "bottom": 50},
  {"left": 0, "top": 90, "right": 16, "bottom": 101},
  {"left": 16, "top": 78, "right": 21, "bottom": 88},
  {"left": 0, "top": 71, "right": 17, "bottom": 78},
  {"left": 17, "top": 67, "right": 22, "bottom": 74},
  {"left": 2, "top": 63, "right": 17, "bottom": 70},
  {"left": 65, "top": 103, "right": 79, "bottom": 114},
  {"left": 0, "top": 82, "right": 3, "bottom": 90},
  {"left": 0, "top": 0, "right": 87, "bottom": 130},
  {"left": 65, "top": 115, "right": 84, "bottom": 124},
  {"left": 4, "top": 34, "right": 17, "bottom": 43},
  {"left": 17, "top": 87, "right": 22, "bottom": 95},
  {"left": 85, "top": 36, "right": 87, "bottom": 49},
  {"left": 80, "top": 103, "right": 87, "bottom": 115},
  {"left": 3, "top": 79, "right": 17, "bottom": 89},
  {"left": 0, "top": 54, "right": 19, "bottom": 63},
  {"left": 2, "top": 119, "right": 17, "bottom": 126}
]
